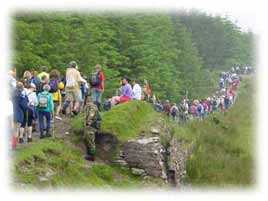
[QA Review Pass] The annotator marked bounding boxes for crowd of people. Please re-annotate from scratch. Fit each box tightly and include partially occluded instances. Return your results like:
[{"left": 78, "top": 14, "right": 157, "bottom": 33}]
[
  {"left": 151, "top": 66, "right": 254, "bottom": 124},
  {"left": 7, "top": 61, "right": 253, "bottom": 160}
]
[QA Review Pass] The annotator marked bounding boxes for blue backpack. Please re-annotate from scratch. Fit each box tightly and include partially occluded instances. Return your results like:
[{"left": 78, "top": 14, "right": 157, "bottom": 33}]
[
  {"left": 197, "top": 104, "right": 203, "bottom": 112},
  {"left": 171, "top": 107, "right": 178, "bottom": 116}
]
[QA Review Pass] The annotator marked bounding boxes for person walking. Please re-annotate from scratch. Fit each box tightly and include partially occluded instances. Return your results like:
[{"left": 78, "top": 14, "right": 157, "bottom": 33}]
[
  {"left": 65, "top": 61, "right": 86, "bottom": 115},
  {"left": 37, "top": 84, "right": 54, "bottom": 139},
  {"left": 90, "top": 64, "right": 105, "bottom": 111}
]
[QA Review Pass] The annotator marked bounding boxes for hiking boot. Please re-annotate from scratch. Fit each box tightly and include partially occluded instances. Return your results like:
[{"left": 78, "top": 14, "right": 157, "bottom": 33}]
[
  {"left": 46, "top": 131, "right": 51, "bottom": 138},
  {"left": 84, "top": 155, "right": 95, "bottom": 161},
  {"left": 19, "top": 138, "right": 24, "bottom": 144},
  {"left": 40, "top": 133, "right": 45, "bottom": 139},
  {"left": 27, "top": 137, "right": 32, "bottom": 143}
]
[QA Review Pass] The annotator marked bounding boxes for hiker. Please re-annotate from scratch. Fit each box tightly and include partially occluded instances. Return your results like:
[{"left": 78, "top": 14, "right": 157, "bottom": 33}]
[
  {"left": 189, "top": 103, "right": 197, "bottom": 120},
  {"left": 202, "top": 99, "right": 208, "bottom": 118},
  {"left": 49, "top": 69, "right": 64, "bottom": 121},
  {"left": 80, "top": 80, "right": 89, "bottom": 110},
  {"left": 65, "top": 61, "right": 86, "bottom": 115},
  {"left": 197, "top": 102, "right": 204, "bottom": 121},
  {"left": 219, "top": 77, "right": 225, "bottom": 89},
  {"left": 89, "top": 64, "right": 105, "bottom": 111},
  {"left": 179, "top": 101, "right": 188, "bottom": 124},
  {"left": 19, "top": 83, "right": 38, "bottom": 143},
  {"left": 144, "top": 79, "right": 151, "bottom": 101},
  {"left": 37, "top": 84, "right": 54, "bottom": 139},
  {"left": 8, "top": 69, "right": 17, "bottom": 94},
  {"left": 218, "top": 95, "right": 224, "bottom": 113},
  {"left": 83, "top": 96, "right": 101, "bottom": 161},
  {"left": 12, "top": 82, "right": 29, "bottom": 144},
  {"left": 36, "top": 75, "right": 49, "bottom": 95},
  {"left": 29, "top": 70, "right": 40, "bottom": 86},
  {"left": 163, "top": 100, "right": 171, "bottom": 120},
  {"left": 23, "top": 70, "right": 32, "bottom": 87},
  {"left": 132, "top": 79, "right": 142, "bottom": 100},
  {"left": 211, "top": 96, "right": 218, "bottom": 113},
  {"left": 110, "top": 76, "right": 133, "bottom": 107},
  {"left": 170, "top": 103, "right": 179, "bottom": 122},
  {"left": 37, "top": 66, "right": 50, "bottom": 80}
]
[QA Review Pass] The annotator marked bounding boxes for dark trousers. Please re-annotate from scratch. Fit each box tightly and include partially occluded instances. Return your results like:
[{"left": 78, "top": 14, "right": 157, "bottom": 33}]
[{"left": 38, "top": 111, "right": 51, "bottom": 135}]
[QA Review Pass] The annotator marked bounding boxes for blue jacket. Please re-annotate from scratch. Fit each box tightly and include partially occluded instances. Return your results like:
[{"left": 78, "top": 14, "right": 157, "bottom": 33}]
[{"left": 12, "top": 89, "right": 28, "bottom": 123}]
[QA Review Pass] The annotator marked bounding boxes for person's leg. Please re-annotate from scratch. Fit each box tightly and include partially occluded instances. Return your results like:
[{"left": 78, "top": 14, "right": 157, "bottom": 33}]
[
  {"left": 73, "top": 91, "right": 81, "bottom": 113},
  {"left": 38, "top": 111, "right": 45, "bottom": 138},
  {"left": 45, "top": 111, "right": 51, "bottom": 137},
  {"left": 91, "top": 88, "right": 97, "bottom": 104},
  {"left": 84, "top": 128, "right": 96, "bottom": 161},
  {"left": 96, "top": 89, "right": 102, "bottom": 111},
  {"left": 27, "top": 113, "right": 33, "bottom": 142}
]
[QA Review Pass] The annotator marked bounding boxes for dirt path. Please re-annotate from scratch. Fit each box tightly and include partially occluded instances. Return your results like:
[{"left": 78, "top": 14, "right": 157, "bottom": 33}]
[{"left": 17, "top": 116, "right": 72, "bottom": 148}]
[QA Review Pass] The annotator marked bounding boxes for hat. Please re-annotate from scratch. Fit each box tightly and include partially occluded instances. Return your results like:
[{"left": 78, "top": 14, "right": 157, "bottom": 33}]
[{"left": 69, "top": 61, "right": 77, "bottom": 68}]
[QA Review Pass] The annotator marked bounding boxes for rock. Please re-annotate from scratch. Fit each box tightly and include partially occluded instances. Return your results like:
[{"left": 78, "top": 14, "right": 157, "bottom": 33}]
[
  {"left": 122, "top": 137, "right": 167, "bottom": 179},
  {"left": 115, "top": 159, "right": 128, "bottom": 167},
  {"left": 39, "top": 176, "right": 49, "bottom": 182},
  {"left": 150, "top": 128, "right": 160, "bottom": 134},
  {"left": 167, "top": 139, "right": 194, "bottom": 187},
  {"left": 131, "top": 168, "right": 146, "bottom": 176}
]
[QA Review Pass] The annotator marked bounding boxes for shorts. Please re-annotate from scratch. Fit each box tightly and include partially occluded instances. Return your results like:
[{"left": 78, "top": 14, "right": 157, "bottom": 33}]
[
  {"left": 119, "top": 96, "right": 131, "bottom": 103},
  {"left": 65, "top": 91, "right": 81, "bottom": 102}
]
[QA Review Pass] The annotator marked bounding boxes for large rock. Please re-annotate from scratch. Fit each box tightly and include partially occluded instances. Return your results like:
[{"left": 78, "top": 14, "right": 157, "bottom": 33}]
[
  {"left": 120, "top": 137, "right": 167, "bottom": 179},
  {"left": 167, "top": 138, "right": 194, "bottom": 187}
]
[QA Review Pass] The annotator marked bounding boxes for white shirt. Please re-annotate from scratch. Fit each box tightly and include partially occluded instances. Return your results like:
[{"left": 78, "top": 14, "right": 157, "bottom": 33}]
[
  {"left": 132, "top": 83, "right": 142, "bottom": 100},
  {"left": 25, "top": 88, "right": 38, "bottom": 106}
]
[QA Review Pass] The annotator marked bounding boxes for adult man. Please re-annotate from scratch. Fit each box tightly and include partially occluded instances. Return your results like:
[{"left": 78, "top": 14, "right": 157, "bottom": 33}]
[
  {"left": 110, "top": 76, "right": 133, "bottom": 106},
  {"left": 37, "top": 66, "right": 50, "bottom": 80},
  {"left": 90, "top": 64, "right": 105, "bottom": 111},
  {"left": 132, "top": 79, "right": 142, "bottom": 100},
  {"left": 65, "top": 61, "right": 86, "bottom": 115},
  {"left": 83, "top": 96, "right": 101, "bottom": 161}
]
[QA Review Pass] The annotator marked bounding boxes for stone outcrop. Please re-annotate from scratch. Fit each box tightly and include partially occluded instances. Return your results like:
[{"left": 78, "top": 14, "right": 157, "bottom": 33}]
[{"left": 96, "top": 125, "right": 194, "bottom": 187}]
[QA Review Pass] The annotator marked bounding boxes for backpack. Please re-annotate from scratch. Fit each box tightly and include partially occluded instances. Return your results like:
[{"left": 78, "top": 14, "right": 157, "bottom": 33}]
[
  {"left": 104, "top": 100, "right": 111, "bottom": 111},
  {"left": 66, "top": 75, "right": 76, "bottom": 89},
  {"left": 38, "top": 93, "right": 49, "bottom": 109},
  {"left": 49, "top": 79, "right": 58, "bottom": 93},
  {"left": 197, "top": 104, "right": 203, "bottom": 112},
  {"left": 36, "top": 82, "right": 45, "bottom": 94},
  {"left": 171, "top": 107, "right": 178, "bottom": 116},
  {"left": 89, "top": 72, "right": 101, "bottom": 87},
  {"left": 212, "top": 99, "right": 217, "bottom": 106}
]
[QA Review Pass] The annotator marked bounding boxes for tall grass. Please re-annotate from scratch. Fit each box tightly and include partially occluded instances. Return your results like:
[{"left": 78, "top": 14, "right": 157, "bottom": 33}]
[{"left": 172, "top": 77, "right": 255, "bottom": 187}]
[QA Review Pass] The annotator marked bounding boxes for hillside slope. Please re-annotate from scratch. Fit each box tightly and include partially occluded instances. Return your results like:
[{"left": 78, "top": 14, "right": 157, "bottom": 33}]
[{"left": 172, "top": 76, "right": 255, "bottom": 187}]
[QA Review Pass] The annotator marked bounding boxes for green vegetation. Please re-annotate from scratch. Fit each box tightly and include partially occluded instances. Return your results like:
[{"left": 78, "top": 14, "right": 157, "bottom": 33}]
[
  {"left": 70, "top": 101, "right": 160, "bottom": 142},
  {"left": 12, "top": 11, "right": 255, "bottom": 101},
  {"left": 13, "top": 138, "right": 166, "bottom": 189},
  {"left": 101, "top": 100, "right": 160, "bottom": 142},
  {"left": 172, "top": 77, "right": 255, "bottom": 187}
]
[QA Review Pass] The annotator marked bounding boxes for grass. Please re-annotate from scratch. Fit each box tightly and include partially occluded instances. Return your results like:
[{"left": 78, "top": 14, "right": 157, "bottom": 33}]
[
  {"left": 171, "top": 77, "right": 255, "bottom": 187},
  {"left": 13, "top": 138, "right": 166, "bottom": 189},
  {"left": 101, "top": 100, "right": 161, "bottom": 142}
]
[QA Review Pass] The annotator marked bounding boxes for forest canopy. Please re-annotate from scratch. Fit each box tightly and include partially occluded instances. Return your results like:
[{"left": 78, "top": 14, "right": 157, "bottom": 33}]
[{"left": 12, "top": 10, "right": 255, "bottom": 101}]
